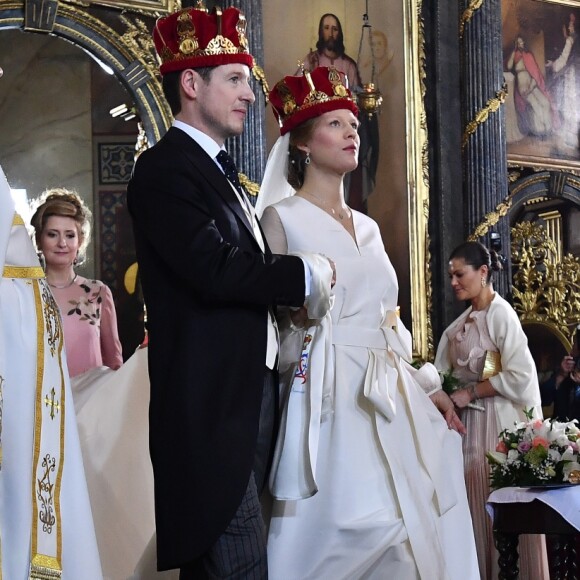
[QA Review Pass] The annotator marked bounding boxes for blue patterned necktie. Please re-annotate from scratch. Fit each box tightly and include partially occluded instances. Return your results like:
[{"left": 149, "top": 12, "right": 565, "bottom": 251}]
[{"left": 216, "top": 150, "right": 247, "bottom": 201}]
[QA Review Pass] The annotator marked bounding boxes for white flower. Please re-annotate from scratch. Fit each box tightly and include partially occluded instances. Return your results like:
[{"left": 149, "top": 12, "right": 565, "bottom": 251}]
[
  {"left": 487, "top": 451, "right": 507, "bottom": 465},
  {"left": 562, "top": 447, "right": 577, "bottom": 462},
  {"left": 549, "top": 448, "right": 562, "bottom": 462},
  {"left": 507, "top": 449, "right": 520, "bottom": 462},
  {"left": 563, "top": 461, "right": 580, "bottom": 481},
  {"left": 555, "top": 434, "right": 571, "bottom": 447},
  {"left": 548, "top": 423, "right": 567, "bottom": 443}
]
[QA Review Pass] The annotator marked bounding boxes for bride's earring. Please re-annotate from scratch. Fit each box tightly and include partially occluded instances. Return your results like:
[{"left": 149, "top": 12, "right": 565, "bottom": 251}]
[{"left": 305, "top": 152, "right": 311, "bottom": 165}]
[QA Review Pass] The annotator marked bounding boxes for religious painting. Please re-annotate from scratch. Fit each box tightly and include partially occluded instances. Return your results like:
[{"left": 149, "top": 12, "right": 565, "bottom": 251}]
[{"left": 502, "top": 0, "right": 580, "bottom": 171}]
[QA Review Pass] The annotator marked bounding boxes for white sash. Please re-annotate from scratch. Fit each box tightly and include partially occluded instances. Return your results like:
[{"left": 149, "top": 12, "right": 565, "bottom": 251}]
[{"left": 29, "top": 278, "right": 66, "bottom": 579}]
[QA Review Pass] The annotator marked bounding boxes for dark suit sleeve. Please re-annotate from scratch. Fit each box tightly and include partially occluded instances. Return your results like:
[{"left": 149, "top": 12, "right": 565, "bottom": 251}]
[
  {"left": 127, "top": 143, "right": 305, "bottom": 308},
  {"left": 540, "top": 372, "right": 559, "bottom": 406}
]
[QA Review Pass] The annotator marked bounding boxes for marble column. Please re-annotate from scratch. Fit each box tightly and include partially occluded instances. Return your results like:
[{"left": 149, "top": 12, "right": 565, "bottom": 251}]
[{"left": 460, "top": 0, "right": 511, "bottom": 295}]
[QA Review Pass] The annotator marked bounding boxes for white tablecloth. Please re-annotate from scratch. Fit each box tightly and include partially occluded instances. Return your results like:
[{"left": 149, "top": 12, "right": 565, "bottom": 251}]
[{"left": 487, "top": 486, "right": 580, "bottom": 531}]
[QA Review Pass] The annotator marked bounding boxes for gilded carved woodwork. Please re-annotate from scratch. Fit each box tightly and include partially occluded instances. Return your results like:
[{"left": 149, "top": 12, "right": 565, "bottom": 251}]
[
  {"left": 511, "top": 221, "right": 580, "bottom": 345},
  {"left": 462, "top": 84, "right": 507, "bottom": 150},
  {"left": 468, "top": 191, "right": 515, "bottom": 241},
  {"left": 459, "top": 0, "right": 484, "bottom": 38},
  {"left": 404, "top": 0, "right": 431, "bottom": 359}
]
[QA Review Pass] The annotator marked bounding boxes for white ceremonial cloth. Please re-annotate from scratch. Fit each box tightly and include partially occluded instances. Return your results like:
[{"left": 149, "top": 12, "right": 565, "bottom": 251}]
[
  {"left": 74, "top": 347, "right": 178, "bottom": 580},
  {"left": 0, "top": 166, "right": 102, "bottom": 579},
  {"left": 487, "top": 486, "right": 580, "bottom": 531},
  {"left": 263, "top": 197, "right": 479, "bottom": 580}
]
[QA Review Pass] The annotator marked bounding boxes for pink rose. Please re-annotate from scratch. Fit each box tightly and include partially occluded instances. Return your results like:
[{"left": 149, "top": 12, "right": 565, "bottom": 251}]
[
  {"left": 533, "top": 419, "right": 543, "bottom": 430},
  {"left": 532, "top": 436, "right": 549, "bottom": 449},
  {"left": 496, "top": 440, "right": 508, "bottom": 453}
]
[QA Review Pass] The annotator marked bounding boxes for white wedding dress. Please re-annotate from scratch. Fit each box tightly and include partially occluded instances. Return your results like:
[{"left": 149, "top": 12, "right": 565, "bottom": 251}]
[{"left": 261, "top": 196, "right": 479, "bottom": 580}]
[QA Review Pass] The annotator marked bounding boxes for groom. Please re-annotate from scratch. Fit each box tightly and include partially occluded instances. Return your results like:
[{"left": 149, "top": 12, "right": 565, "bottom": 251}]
[{"left": 127, "top": 5, "right": 333, "bottom": 578}]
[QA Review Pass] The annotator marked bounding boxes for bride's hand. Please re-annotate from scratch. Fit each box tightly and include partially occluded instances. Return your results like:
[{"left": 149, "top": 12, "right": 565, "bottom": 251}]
[
  {"left": 289, "top": 306, "right": 308, "bottom": 329},
  {"left": 430, "top": 390, "right": 467, "bottom": 435}
]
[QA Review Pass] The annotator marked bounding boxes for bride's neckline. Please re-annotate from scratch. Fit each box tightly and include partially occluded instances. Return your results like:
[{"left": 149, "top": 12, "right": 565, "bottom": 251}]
[
  {"left": 298, "top": 191, "right": 352, "bottom": 222},
  {"left": 295, "top": 195, "right": 360, "bottom": 251}
]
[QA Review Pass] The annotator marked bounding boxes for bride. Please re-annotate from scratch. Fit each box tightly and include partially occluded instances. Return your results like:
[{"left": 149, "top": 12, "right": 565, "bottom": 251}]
[{"left": 257, "top": 66, "right": 480, "bottom": 579}]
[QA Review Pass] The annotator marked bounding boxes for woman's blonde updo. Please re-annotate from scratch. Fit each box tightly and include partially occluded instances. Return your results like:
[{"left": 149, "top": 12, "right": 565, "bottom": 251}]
[{"left": 30, "top": 188, "right": 92, "bottom": 263}]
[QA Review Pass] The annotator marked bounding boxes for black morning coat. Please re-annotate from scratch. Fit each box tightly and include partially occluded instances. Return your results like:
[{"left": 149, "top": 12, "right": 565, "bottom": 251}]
[{"left": 126, "top": 127, "right": 306, "bottom": 570}]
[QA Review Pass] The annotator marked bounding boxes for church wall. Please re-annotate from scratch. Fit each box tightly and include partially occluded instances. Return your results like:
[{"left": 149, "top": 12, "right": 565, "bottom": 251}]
[{"left": 0, "top": 30, "right": 94, "bottom": 273}]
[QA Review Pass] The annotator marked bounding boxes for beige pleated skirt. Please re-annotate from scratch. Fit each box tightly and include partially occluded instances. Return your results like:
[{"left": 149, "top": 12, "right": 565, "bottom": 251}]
[{"left": 461, "top": 397, "right": 550, "bottom": 580}]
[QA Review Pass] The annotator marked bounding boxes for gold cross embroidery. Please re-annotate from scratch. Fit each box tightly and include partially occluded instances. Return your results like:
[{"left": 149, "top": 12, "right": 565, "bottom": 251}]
[{"left": 44, "top": 388, "right": 60, "bottom": 420}]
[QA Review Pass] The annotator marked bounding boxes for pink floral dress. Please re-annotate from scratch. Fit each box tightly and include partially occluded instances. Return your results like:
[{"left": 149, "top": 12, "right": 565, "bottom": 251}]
[{"left": 50, "top": 275, "right": 123, "bottom": 377}]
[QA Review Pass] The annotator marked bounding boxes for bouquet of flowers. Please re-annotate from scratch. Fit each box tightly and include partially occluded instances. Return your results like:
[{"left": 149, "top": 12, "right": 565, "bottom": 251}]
[{"left": 486, "top": 409, "right": 580, "bottom": 489}]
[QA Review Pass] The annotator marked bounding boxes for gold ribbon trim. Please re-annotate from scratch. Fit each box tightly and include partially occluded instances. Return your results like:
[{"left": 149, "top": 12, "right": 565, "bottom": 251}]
[
  {"left": 13, "top": 213, "right": 25, "bottom": 226},
  {"left": 30, "top": 555, "right": 62, "bottom": 579},
  {"left": 462, "top": 84, "right": 507, "bottom": 149},
  {"left": 459, "top": 0, "right": 484, "bottom": 38},
  {"left": 30, "top": 280, "right": 64, "bottom": 580},
  {"left": 3, "top": 266, "right": 45, "bottom": 279}
]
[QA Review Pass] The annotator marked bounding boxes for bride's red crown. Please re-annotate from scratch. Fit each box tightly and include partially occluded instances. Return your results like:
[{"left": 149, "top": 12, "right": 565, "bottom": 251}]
[{"left": 269, "top": 66, "right": 358, "bottom": 135}]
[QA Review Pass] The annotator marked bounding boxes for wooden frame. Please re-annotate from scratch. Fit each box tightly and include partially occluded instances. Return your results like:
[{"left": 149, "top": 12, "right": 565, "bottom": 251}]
[{"left": 502, "top": 0, "right": 580, "bottom": 171}]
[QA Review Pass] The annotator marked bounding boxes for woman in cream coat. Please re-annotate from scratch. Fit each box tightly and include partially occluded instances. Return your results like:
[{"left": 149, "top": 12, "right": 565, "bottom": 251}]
[{"left": 434, "top": 240, "right": 548, "bottom": 580}]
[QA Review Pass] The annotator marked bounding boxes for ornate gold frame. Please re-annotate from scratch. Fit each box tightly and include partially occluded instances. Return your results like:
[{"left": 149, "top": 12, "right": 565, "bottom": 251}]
[
  {"left": 404, "top": 0, "right": 431, "bottom": 359},
  {"left": 86, "top": 0, "right": 178, "bottom": 14},
  {"left": 503, "top": 0, "right": 580, "bottom": 173}
]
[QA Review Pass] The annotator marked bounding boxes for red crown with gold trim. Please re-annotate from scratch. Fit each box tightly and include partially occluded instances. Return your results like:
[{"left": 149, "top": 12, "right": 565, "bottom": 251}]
[
  {"left": 153, "top": 6, "right": 254, "bottom": 76},
  {"left": 269, "top": 66, "right": 358, "bottom": 136}
]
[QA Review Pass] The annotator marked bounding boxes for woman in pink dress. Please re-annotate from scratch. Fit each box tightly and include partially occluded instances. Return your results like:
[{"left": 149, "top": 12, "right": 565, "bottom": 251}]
[
  {"left": 31, "top": 188, "right": 122, "bottom": 378},
  {"left": 434, "top": 241, "right": 548, "bottom": 579}
]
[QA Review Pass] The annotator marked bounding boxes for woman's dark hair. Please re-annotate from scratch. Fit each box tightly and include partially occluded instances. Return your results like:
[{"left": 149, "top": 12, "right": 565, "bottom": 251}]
[
  {"left": 287, "top": 117, "right": 318, "bottom": 189},
  {"left": 449, "top": 241, "right": 502, "bottom": 282},
  {"left": 162, "top": 67, "right": 215, "bottom": 116}
]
